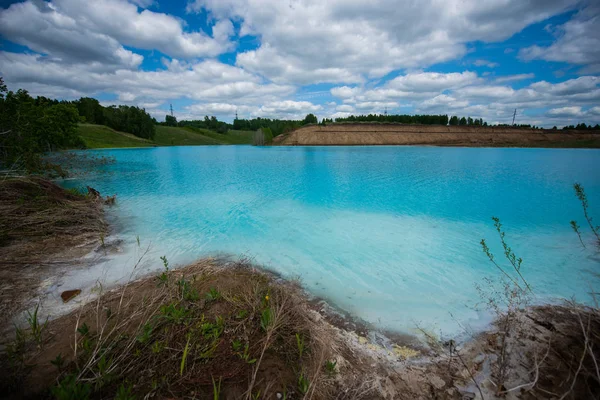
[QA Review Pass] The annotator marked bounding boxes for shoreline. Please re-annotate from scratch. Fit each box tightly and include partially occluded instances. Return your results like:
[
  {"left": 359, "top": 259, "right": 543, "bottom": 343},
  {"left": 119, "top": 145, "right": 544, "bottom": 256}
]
[
  {"left": 2, "top": 256, "right": 597, "bottom": 399},
  {"left": 1, "top": 176, "right": 599, "bottom": 398},
  {"left": 273, "top": 123, "right": 600, "bottom": 148}
]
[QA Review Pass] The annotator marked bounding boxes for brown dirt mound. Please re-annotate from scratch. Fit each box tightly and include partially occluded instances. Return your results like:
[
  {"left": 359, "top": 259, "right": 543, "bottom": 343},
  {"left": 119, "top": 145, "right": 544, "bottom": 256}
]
[
  {"left": 0, "top": 177, "right": 107, "bottom": 330},
  {"left": 273, "top": 124, "right": 600, "bottom": 147}
]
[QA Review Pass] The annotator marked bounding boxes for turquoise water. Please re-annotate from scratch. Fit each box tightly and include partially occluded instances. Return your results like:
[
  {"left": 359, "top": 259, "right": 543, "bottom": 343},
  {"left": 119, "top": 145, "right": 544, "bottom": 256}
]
[{"left": 62, "top": 145, "right": 600, "bottom": 335}]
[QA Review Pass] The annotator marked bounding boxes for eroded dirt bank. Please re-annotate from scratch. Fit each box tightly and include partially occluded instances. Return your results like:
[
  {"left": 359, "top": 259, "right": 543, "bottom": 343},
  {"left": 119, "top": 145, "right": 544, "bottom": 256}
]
[
  {"left": 273, "top": 124, "right": 600, "bottom": 147},
  {"left": 0, "top": 178, "right": 108, "bottom": 331},
  {"left": 1, "top": 259, "right": 598, "bottom": 399}
]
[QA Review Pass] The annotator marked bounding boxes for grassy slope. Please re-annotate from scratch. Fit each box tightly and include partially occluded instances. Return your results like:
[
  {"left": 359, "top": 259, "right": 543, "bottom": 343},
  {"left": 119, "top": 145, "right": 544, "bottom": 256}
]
[
  {"left": 77, "top": 124, "right": 154, "bottom": 148},
  {"left": 165, "top": 126, "right": 255, "bottom": 145},
  {"left": 79, "top": 124, "right": 255, "bottom": 148},
  {"left": 153, "top": 126, "right": 223, "bottom": 146}
]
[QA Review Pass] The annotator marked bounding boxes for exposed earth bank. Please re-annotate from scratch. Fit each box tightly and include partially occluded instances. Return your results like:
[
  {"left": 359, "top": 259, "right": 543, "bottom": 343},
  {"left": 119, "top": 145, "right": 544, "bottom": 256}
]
[
  {"left": 1, "top": 259, "right": 598, "bottom": 399},
  {"left": 272, "top": 124, "right": 600, "bottom": 147}
]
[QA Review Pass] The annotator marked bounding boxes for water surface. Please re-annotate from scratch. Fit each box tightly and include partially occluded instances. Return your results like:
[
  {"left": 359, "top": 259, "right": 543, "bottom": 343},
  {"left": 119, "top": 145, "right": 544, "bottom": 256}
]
[{"left": 61, "top": 145, "right": 600, "bottom": 335}]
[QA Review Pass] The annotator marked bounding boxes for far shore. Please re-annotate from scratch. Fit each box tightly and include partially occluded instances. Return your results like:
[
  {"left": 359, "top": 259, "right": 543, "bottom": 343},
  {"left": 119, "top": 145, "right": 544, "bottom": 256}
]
[{"left": 273, "top": 123, "right": 600, "bottom": 148}]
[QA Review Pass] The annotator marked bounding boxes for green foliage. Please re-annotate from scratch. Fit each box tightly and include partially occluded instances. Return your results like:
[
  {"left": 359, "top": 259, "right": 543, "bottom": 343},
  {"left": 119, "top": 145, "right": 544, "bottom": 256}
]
[
  {"left": 297, "top": 372, "right": 309, "bottom": 395},
  {"left": 571, "top": 220, "right": 585, "bottom": 247},
  {"left": 51, "top": 374, "right": 92, "bottom": 400},
  {"left": 177, "top": 277, "right": 200, "bottom": 301},
  {"left": 65, "top": 186, "right": 87, "bottom": 198},
  {"left": 573, "top": 183, "right": 600, "bottom": 245},
  {"left": 238, "top": 343, "right": 257, "bottom": 364},
  {"left": 165, "top": 114, "right": 177, "bottom": 127},
  {"left": 302, "top": 113, "right": 318, "bottom": 125},
  {"left": 0, "top": 78, "right": 84, "bottom": 174},
  {"left": 26, "top": 303, "right": 48, "bottom": 346},
  {"left": 325, "top": 360, "right": 337, "bottom": 376},
  {"left": 232, "top": 117, "right": 302, "bottom": 137},
  {"left": 335, "top": 113, "right": 450, "bottom": 125},
  {"left": 296, "top": 333, "right": 305, "bottom": 358},
  {"left": 101, "top": 105, "right": 155, "bottom": 140},
  {"left": 157, "top": 256, "right": 170, "bottom": 286},
  {"left": 232, "top": 339, "right": 242, "bottom": 352},
  {"left": 136, "top": 323, "right": 153, "bottom": 344},
  {"left": 151, "top": 340, "right": 165, "bottom": 354},
  {"left": 77, "top": 323, "right": 90, "bottom": 337},
  {"left": 205, "top": 287, "right": 221, "bottom": 302},
  {"left": 51, "top": 353, "right": 65, "bottom": 371},
  {"left": 180, "top": 334, "right": 191, "bottom": 376},
  {"left": 261, "top": 127, "right": 273, "bottom": 142},
  {"left": 260, "top": 308, "right": 273, "bottom": 331},
  {"left": 75, "top": 98, "right": 104, "bottom": 125},
  {"left": 114, "top": 382, "right": 136, "bottom": 400},
  {"left": 77, "top": 124, "right": 153, "bottom": 149},
  {"left": 200, "top": 316, "right": 224, "bottom": 340},
  {"left": 212, "top": 376, "right": 222, "bottom": 400},
  {"left": 159, "top": 303, "right": 189, "bottom": 324}
]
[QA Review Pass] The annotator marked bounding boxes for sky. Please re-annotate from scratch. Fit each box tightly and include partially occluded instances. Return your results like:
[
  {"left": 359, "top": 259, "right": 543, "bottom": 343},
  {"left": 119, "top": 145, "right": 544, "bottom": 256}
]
[{"left": 0, "top": 0, "right": 599, "bottom": 127}]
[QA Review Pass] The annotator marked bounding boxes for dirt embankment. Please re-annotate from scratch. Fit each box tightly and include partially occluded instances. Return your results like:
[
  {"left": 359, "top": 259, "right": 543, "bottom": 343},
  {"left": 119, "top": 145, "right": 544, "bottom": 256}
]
[
  {"left": 1, "top": 259, "right": 598, "bottom": 399},
  {"left": 273, "top": 124, "right": 600, "bottom": 147},
  {"left": 0, "top": 178, "right": 108, "bottom": 330}
]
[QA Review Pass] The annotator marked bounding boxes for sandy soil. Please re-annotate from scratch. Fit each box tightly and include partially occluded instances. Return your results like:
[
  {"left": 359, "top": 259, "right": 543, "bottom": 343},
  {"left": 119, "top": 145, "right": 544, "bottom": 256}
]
[
  {"left": 273, "top": 124, "right": 600, "bottom": 147},
  {"left": 1, "top": 258, "right": 597, "bottom": 399}
]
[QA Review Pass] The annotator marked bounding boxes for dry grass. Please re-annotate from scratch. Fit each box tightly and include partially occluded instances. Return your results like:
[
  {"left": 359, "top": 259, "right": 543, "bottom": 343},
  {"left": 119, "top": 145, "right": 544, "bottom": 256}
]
[
  {"left": 0, "top": 177, "right": 107, "bottom": 329},
  {"left": 0, "top": 259, "right": 340, "bottom": 399}
]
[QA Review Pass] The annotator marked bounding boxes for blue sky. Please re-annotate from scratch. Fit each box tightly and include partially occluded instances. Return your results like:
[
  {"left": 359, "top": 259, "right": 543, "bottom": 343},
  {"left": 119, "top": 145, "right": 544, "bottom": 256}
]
[{"left": 0, "top": 0, "right": 598, "bottom": 127}]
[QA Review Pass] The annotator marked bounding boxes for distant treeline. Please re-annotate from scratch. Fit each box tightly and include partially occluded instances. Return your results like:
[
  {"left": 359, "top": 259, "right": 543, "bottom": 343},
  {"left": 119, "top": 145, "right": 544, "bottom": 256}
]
[
  {"left": 332, "top": 114, "right": 450, "bottom": 125},
  {"left": 0, "top": 79, "right": 155, "bottom": 174},
  {"left": 164, "top": 113, "right": 319, "bottom": 137},
  {"left": 562, "top": 123, "right": 600, "bottom": 130},
  {"left": 76, "top": 97, "right": 155, "bottom": 139}
]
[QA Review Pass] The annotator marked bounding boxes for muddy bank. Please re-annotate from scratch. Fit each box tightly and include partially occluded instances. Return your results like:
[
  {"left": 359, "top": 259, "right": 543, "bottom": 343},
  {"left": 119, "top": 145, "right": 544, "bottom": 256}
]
[
  {"left": 273, "top": 124, "right": 600, "bottom": 147},
  {"left": 0, "top": 178, "right": 108, "bottom": 331},
  {"left": 1, "top": 259, "right": 598, "bottom": 399}
]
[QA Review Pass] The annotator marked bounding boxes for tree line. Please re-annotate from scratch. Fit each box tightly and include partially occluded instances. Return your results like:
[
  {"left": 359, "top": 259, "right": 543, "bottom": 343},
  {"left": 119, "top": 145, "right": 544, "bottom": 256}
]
[
  {"left": 0, "top": 79, "right": 155, "bottom": 174},
  {"left": 164, "top": 113, "right": 319, "bottom": 138},
  {"left": 0, "top": 78, "right": 83, "bottom": 174},
  {"left": 334, "top": 114, "right": 450, "bottom": 125},
  {"left": 76, "top": 97, "right": 155, "bottom": 139}
]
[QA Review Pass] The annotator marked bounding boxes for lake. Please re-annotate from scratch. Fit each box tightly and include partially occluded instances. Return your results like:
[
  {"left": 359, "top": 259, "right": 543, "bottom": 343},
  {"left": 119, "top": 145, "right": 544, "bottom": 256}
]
[{"left": 61, "top": 145, "right": 600, "bottom": 336}]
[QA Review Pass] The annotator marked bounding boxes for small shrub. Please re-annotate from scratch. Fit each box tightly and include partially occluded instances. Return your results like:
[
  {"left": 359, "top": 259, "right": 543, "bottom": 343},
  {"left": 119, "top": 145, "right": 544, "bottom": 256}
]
[
  {"left": 136, "top": 323, "right": 153, "bottom": 344},
  {"left": 51, "top": 374, "right": 92, "bottom": 400},
  {"left": 260, "top": 308, "right": 273, "bottom": 331},
  {"left": 51, "top": 353, "right": 65, "bottom": 371},
  {"left": 239, "top": 343, "right": 257, "bottom": 364},
  {"left": 296, "top": 333, "right": 305, "bottom": 358},
  {"left": 212, "top": 376, "right": 222, "bottom": 400},
  {"left": 114, "top": 382, "right": 136, "bottom": 400},
  {"left": 298, "top": 372, "right": 309, "bottom": 395},
  {"left": 26, "top": 303, "right": 48, "bottom": 346},
  {"left": 232, "top": 339, "right": 242, "bottom": 352},
  {"left": 205, "top": 287, "right": 221, "bottom": 302},
  {"left": 325, "top": 359, "right": 337, "bottom": 376},
  {"left": 159, "top": 303, "right": 189, "bottom": 324},
  {"left": 77, "top": 322, "right": 90, "bottom": 337}
]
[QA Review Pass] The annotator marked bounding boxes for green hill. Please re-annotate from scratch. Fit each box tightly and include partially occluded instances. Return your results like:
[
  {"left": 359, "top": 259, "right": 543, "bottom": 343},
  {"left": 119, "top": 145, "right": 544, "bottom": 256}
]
[
  {"left": 153, "top": 126, "right": 223, "bottom": 146},
  {"left": 78, "top": 124, "right": 255, "bottom": 149},
  {"left": 77, "top": 124, "right": 155, "bottom": 148}
]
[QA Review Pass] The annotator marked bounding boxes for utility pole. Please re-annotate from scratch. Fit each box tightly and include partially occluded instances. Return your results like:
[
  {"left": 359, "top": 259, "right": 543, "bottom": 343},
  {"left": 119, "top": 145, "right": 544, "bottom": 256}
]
[
  {"left": 235, "top": 109, "right": 238, "bottom": 120},
  {"left": 384, "top": 106, "right": 388, "bottom": 117},
  {"left": 512, "top": 108, "right": 517, "bottom": 126},
  {"left": 170, "top": 103, "right": 174, "bottom": 118}
]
